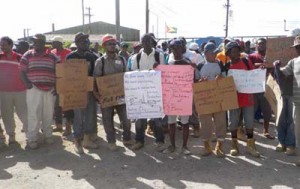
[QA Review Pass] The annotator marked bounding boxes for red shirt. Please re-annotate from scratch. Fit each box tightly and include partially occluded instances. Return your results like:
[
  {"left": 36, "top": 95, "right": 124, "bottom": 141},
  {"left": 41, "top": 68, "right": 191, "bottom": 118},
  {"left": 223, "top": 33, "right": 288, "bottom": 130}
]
[
  {"left": 20, "top": 50, "right": 58, "bottom": 91},
  {"left": 229, "top": 58, "right": 255, "bottom": 107},
  {"left": 51, "top": 48, "right": 71, "bottom": 63},
  {"left": 0, "top": 51, "right": 26, "bottom": 92}
]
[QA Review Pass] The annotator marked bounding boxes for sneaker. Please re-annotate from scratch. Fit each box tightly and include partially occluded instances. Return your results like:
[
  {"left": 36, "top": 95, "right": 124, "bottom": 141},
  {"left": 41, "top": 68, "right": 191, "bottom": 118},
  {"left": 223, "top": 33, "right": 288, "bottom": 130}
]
[
  {"left": 275, "top": 143, "right": 286, "bottom": 152},
  {"left": 53, "top": 124, "right": 63, "bottom": 132},
  {"left": 162, "top": 145, "right": 176, "bottom": 154},
  {"left": 131, "top": 142, "right": 144, "bottom": 151},
  {"left": 0, "top": 132, "right": 5, "bottom": 139},
  {"left": 45, "top": 137, "right": 54, "bottom": 145},
  {"left": 74, "top": 139, "right": 84, "bottom": 154},
  {"left": 155, "top": 142, "right": 165, "bottom": 152},
  {"left": 123, "top": 139, "right": 135, "bottom": 146},
  {"left": 108, "top": 143, "right": 120, "bottom": 151},
  {"left": 285, "top": 147, "right": 296, "bottom": 156},
  {"left": 181, "top": 147, "right": 191, "bottom": 155},
  {"left": 28, "top": 141, "right": 38, "bottom": 149}
]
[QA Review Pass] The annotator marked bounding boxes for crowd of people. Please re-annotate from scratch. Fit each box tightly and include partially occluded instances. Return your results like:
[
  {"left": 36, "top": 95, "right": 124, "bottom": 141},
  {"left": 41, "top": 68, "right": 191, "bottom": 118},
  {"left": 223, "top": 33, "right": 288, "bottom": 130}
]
[{"left": 0, "top": 31, "right": 299, "bottom": 167}]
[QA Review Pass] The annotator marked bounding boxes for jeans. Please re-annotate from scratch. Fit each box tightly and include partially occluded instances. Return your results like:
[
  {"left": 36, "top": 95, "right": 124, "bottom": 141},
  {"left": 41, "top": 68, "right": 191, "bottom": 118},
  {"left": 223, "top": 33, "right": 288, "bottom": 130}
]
[
  {"left": 73, "top": 92, "right": 97, "bottom": 139},
  {"left": 277, "top": 96, "right": 295, "bottom": 147},
  {"left": 54, "top": 95, "right": 74, "bottom": 124},
  {"left": 135, "top": 118, "right": 164, "bottom": 143},
  {"left": 229, "top": 106, "right": 254, "bottom": 131},
  {"left": 101, "top": 104, "right": 131, "bottom": 143}
]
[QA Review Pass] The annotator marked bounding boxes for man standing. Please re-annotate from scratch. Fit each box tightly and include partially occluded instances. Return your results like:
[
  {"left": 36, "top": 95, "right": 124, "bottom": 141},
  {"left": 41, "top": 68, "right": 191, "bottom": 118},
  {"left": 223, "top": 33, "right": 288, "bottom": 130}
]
[
  {"left": 15, "top": 40, "right": 30, "bottom": 55},
  {"left": 66, "top": 32, "right": 99, "bottom": 154},
  {"left": 94, "top": 35, "right": 132, "bottom": 151},
  {"left": 0, "top": 36, "right": 28, "bottom": 144},
  {"left": 130, "top": 33, "right": 165, "bottom": 151},
  {"left": 248, "top": 38, "right": 274, "bottom": 139},
  {"left": 274, "top": 35, "right": 300, "bottom": 166},
  {"left": 51, "top": 36, "right": 73, "bottom": 136},
  {"left": 20, "top": 34, "right": 58, "bottom": 149}
]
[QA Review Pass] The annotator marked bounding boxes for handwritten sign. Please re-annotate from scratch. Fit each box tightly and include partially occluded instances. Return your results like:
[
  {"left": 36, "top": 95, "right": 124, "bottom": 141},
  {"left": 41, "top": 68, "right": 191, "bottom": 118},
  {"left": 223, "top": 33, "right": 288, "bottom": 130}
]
[
  {"left": 264, "top": 75, "right": 282, "bottom": 125},
  {"left": 228, "top": 69, "right": 266, "bottom": 93},
  {"left": 266, "top": 37, "right": 297, "bottom": 67},
  {"left": 156, "top": 65, "right": 194, "bottom": 116},
  {"left": 193, "top": 76, "right": 239, "bottom": 115},
  {"left": 56, "top": 59, "right": 93, "bottom": 111},
  {"left": 96, "top": 73, "right": 125, "bottom": 108},
  {"left": 124, "top": 70, "right": 164, "bottom": 119}
]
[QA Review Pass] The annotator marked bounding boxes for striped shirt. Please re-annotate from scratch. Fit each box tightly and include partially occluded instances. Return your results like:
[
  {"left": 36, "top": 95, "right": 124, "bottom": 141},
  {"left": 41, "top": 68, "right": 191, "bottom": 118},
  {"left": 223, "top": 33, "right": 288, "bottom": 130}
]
[
  {"left": 0, "top": 51, "right": 26, "bottom": 91},
  {"left": 279, "top": 56, "right": 300, "bottom": 105},
  {"left": 20, "top": 50, "right": 59, "bottom": 91}
]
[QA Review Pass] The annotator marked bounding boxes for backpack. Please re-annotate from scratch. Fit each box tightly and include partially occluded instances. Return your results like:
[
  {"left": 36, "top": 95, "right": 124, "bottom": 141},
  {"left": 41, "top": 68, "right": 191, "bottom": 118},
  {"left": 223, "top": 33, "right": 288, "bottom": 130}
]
[
  {"left": 136, "top": 51, "right": 160, "bottom": 69},
  {"left": 100, "top": 55, "right": 126, "bottom": 76},
  {"left": 224, "top": 58, "right": 250, "bottom": 75}
]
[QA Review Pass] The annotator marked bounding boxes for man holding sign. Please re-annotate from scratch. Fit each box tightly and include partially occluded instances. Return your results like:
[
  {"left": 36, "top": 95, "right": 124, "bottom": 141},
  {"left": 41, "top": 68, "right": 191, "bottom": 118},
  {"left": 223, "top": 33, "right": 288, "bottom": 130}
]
[
  {"left": 94, "top": 35, "right": 132, "bottom": 151},
  {"left": 274, "top": 35, "right": 300, "bottom": 167}
]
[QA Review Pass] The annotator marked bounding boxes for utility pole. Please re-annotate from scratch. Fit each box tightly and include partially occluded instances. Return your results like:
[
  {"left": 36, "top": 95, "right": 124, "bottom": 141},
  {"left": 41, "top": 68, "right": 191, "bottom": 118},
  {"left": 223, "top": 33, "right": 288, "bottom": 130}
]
[
  {"left": 82, "top": 0, "right": 85, "bottom": 26},
  {"left": 116, "top": 0, "right": 120, "bottom": 41},
  {"left": 225, "top": 0, "right": 230, "bottom": 37},
  {"left": 284, "top": 19, "right": 289, "bottom": 31},
  {"left": 146, "top": 0, "right": 149, "bottom": 33},
  {"left": 85, "top": 7, "right": 93, "bottom": 33}
]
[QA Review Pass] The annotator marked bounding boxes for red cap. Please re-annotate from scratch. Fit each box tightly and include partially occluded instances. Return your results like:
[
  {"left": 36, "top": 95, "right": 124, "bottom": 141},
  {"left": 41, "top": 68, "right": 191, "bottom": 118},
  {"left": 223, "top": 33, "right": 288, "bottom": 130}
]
[{"left": 101, "top": 34, "right": 117, "bottom": 46}]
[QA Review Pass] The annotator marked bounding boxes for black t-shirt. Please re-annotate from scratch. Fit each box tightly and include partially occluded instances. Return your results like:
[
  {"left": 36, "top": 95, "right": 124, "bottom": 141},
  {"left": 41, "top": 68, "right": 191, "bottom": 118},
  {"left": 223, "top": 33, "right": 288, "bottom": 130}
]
[{"left": 66, "top": 50, "right": 99, "bottom": 76}]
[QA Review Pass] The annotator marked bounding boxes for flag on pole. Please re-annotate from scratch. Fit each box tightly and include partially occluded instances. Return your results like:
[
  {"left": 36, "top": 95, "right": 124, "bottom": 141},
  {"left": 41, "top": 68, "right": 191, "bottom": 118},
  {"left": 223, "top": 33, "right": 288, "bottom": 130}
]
[{"left": 165, "top": 25, "right": 177, "bottom": 33}]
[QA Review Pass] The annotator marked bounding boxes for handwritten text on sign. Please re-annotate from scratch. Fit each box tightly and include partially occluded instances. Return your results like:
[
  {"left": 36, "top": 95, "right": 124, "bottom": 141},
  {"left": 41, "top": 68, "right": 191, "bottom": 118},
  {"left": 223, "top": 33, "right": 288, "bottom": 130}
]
[
  {"left": 156, "top": 65, "right": 194, "bottom": 116},
  {"left": 96, "top": 73, "right": 125, "bottom": 108},
  {"left": 228, "top": 69, "right": 266, "bottom": 93},
  {"left": 124, "top": 71, "right": 164, "bottom": 119},
  {"left": 56, "top": 59, "right": 93, "bottom": 111},
  {"left": 193, "top": 76, "right": 239, "bottom": 115}
]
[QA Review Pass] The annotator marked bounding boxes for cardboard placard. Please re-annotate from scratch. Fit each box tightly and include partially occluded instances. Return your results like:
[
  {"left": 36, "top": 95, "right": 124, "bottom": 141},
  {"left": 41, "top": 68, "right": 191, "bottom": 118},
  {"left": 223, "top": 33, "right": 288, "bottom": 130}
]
[
  {"left": 56, "top": 59, "right": 93, "bottom": 111},
  {"left": 193, "top": 76, "right": 239, "bottom": 115},
  {"left": 264, "top": 75, "right": 282, "bottom": 125},
  {"left": 96, "top": 73, "right": 125, "bottom": 108},
  {"left": 266, "top": 37, "right": 297, "bottom": 67}
]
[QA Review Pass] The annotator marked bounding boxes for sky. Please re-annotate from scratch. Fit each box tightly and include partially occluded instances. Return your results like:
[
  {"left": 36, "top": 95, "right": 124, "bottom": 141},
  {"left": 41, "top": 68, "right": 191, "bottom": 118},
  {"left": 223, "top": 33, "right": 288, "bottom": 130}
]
[{"left": 1, "top": 0, "right": 300, "bottom": 41}]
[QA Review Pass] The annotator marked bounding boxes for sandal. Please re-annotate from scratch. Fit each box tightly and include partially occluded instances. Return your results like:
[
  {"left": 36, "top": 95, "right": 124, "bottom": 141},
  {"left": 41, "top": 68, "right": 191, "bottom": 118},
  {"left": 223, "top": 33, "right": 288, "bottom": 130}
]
[{"left": 263, "top": 133, "right": 275, "bottom": 140}]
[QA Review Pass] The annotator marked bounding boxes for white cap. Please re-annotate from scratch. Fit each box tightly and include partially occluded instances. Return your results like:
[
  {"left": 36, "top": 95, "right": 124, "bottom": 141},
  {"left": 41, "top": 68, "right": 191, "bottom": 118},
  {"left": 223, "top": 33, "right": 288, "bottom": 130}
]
[
  {"left": 51, "top": 36, "right": 64, "bottom": 43},
  {"left": 189, "top": 42, "right": 199, "bottom": 51},
  {"left": 70, "top": 43, "right": 77, "bottom": 48}
]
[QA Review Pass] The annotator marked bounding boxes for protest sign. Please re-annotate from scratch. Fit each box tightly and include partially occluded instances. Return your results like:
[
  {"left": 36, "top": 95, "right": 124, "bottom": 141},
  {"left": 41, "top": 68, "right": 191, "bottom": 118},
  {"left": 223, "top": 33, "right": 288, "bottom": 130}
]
[
  {"left": 266, "top": 37, "right": 297, "bottom": 67},
  {"left": 56, "top": 59, "right": 93, "bottom": 111},
  {"left": 264, "top": 75, "right": 282, "bottom": 125},
  {"left": 96, "top": 73, "right": 125, "bottom": 108},
  {"left": 124, "top": 70, "right": 164, "bottom": 119},
  {"left": 156, "top": 65, "right": 194, "bottom": 116},
  {"left": 193, "top": 76, "right": 239, "bottom": 115},
  {"left": 228, "top": 69, "right": 266, "bottom": 93}
]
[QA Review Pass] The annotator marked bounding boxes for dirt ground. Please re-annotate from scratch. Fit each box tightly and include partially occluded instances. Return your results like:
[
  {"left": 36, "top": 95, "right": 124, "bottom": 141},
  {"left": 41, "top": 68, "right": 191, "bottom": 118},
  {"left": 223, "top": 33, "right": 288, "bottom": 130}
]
[{"left": 0, "top": 112, "right": 299, "bottom": 189}]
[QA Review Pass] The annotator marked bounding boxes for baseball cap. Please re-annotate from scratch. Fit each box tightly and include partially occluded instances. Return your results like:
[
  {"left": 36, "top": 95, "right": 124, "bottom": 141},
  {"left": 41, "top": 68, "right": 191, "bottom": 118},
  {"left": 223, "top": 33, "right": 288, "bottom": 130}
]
[
  {"left": 31, "top": 33, "right": 46, "bottom": 42},
  {"left": 101, "top": 34, "right": 117, "bottom": 46},
  {"left": 291, "top": 35, "right": 300, "bottom": 47},
  {"left": 51, "top": 36, "right": 64, "bottom": 43},
  {"left": 120, "top": 41, "right": 128, "bottom": 48},
  {"left": 204, "top": 42, "right": 218, "bottom": 53},
  {"left": 169, "top": 39, "right": 183, "bottom": 47},
  {"left": 189, "top": 42, "right": 199, "bottom": 51},
  {"left": 75, "top": 32, "right": 89, "bottom": 42},
  {"left": 225, "top": 41, "right": 241, "bottom": 55}
]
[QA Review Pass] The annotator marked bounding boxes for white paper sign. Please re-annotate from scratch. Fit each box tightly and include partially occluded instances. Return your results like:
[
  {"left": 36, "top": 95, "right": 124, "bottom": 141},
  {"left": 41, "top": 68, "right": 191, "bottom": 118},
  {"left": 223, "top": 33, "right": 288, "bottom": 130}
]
[
  {"left": 124, "top": 70, "right": 164, "bottom": 119},
  {"left": 228, "top": 69, "right": 267, "bottom": 93}
]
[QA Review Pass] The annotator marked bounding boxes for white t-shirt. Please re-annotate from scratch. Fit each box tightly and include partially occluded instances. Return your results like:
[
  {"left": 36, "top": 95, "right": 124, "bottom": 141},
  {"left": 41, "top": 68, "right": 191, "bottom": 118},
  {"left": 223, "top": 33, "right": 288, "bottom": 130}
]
[{"left": 131, "top": 48, "right": 164, "bottom": 71}]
